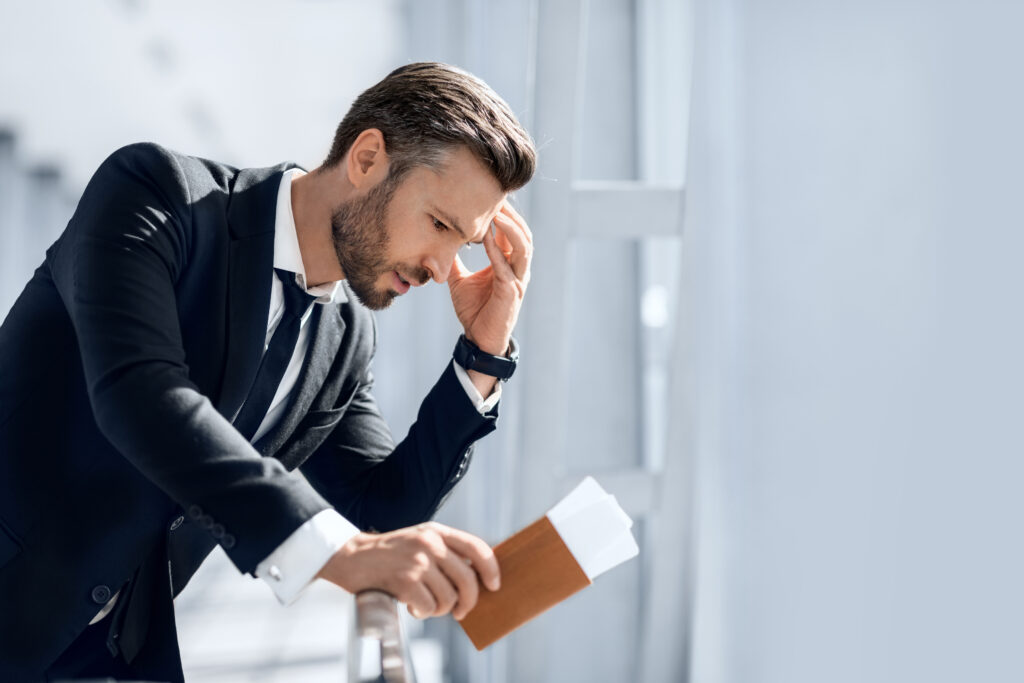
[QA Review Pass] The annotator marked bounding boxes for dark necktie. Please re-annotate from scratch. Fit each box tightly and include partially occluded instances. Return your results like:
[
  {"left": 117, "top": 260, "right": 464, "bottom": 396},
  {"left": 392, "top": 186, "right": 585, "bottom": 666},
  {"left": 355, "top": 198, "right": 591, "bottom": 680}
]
[{"left": 232, "top": 268, "right": 317, "bottom": 441}]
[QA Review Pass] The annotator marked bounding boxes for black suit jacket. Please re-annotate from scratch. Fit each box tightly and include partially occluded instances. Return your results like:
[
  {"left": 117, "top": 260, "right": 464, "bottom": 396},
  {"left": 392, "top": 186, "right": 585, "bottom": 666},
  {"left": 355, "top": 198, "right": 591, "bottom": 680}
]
[{"left": 0, "top": 143, "right": 496, "bottom": 680}]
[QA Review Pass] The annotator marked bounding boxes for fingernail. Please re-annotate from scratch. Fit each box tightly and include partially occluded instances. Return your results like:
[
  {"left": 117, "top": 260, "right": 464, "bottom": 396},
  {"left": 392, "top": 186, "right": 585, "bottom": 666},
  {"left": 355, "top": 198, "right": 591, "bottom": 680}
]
[{"left": 489, "top": 579, "right": 501, "bottom": 591}]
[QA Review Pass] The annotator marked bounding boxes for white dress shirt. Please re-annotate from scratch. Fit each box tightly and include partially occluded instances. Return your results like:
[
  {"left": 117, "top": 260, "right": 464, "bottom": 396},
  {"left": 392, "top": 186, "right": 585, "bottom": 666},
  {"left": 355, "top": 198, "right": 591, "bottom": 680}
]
[{"left": 252, "top": 168, "right": 500, "bottom": 604}]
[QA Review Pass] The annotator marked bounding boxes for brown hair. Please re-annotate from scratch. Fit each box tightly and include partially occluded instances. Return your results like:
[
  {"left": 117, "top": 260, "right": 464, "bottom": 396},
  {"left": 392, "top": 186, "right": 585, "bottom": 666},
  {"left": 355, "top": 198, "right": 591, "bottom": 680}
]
[{"left": 323, "top": 62, "right": 536, "bottom": 192}]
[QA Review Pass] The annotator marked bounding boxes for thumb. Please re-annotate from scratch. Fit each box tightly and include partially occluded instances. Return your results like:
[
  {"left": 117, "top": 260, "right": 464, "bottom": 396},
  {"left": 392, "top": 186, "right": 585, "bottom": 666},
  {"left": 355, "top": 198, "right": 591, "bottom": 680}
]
[{"left": 448, "top": 253, "right": 472, "bottom": 286}]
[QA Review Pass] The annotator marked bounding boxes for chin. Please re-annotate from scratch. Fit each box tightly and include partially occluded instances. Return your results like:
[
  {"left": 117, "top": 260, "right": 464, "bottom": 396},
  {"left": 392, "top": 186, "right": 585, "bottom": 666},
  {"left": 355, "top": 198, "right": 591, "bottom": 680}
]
[
  {"left": 349, "top": 284, "right": 398, "bottom": 311},
  {"left": 371, "top": 293, "right": 399, "bottom": 311},
  {"left": 345, "top": 268, "right": 406, "bottom": 310}
]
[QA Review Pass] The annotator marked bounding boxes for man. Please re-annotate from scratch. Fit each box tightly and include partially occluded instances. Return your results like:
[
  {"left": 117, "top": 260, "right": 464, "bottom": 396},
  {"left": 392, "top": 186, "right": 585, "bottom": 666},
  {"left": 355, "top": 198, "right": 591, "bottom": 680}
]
[{"left": 0, "top": 62, "right": 535, "bottom": 681}]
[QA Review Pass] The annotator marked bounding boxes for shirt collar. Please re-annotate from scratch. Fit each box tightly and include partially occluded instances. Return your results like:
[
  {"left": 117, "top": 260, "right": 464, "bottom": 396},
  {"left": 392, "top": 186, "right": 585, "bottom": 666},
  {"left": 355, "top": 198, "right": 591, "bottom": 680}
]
[{"left": 273, "top": 168, "right": 347, "bottom": 305}]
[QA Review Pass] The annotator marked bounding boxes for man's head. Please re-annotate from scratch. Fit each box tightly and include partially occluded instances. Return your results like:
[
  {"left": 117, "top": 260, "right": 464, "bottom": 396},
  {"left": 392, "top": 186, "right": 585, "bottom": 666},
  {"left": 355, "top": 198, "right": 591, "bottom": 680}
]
[{"left": 321, "top": 62, "right": 536, "bottom": 310}]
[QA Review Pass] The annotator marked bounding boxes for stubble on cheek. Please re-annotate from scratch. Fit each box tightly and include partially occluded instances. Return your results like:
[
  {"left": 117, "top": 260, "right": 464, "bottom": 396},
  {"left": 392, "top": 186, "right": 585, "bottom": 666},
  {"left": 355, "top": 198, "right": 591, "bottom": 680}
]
[{"left": 329, "top": 177, "right": 400, "bottom": 310}]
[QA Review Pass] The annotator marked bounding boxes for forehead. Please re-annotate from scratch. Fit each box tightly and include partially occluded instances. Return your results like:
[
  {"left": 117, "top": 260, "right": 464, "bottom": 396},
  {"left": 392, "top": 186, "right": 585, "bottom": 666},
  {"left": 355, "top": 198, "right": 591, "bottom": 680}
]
[{"left": 402, "top": 147, "right": 505, "bottom": 239}]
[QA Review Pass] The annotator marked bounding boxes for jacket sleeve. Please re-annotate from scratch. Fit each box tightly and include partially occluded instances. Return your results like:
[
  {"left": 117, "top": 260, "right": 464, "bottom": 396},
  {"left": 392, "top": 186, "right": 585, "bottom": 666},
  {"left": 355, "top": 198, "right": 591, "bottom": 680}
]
[
  {"left": 48, "top": 144, "right": 330, "bottom": 573},
  {"left": 300, "top": 348, "right": 499, "bottom": 533}
]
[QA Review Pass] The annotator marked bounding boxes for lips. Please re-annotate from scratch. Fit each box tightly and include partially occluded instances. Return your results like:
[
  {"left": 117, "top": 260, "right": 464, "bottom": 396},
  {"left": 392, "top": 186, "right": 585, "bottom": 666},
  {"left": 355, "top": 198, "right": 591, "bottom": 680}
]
[{"left": 392, "top": 270, "right": 410, "bottom": 294}]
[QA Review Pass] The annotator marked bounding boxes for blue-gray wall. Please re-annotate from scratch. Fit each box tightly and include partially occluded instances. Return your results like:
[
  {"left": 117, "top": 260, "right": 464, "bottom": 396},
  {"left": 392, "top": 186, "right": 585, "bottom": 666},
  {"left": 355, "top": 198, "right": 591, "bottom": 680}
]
[{"left": 685, "top": 2, "right": 1024, "bottom": 681}]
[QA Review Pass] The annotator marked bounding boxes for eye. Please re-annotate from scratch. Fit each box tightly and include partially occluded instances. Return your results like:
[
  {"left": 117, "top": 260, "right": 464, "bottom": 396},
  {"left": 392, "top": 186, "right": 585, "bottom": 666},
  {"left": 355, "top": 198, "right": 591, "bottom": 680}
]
[{"left": 432, "top": 216, "right": 448, "bottom": 233}]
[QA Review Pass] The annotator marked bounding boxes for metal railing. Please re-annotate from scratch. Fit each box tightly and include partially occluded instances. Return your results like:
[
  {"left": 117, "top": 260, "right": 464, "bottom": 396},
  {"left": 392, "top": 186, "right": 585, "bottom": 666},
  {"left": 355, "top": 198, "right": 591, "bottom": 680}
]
[{"left": 348, "top": 591, "right": 416, "bottom": 683}]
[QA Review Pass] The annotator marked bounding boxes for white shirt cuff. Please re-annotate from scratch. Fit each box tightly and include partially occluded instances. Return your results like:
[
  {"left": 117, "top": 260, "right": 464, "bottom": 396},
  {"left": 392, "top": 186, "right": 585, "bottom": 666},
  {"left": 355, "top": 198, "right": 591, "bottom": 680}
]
[
  {"left": 255, "top": 509, "right": 360, "bottom": 605},
  {"left": 452, "top": 360, "right": 502, "bottom": 413}
]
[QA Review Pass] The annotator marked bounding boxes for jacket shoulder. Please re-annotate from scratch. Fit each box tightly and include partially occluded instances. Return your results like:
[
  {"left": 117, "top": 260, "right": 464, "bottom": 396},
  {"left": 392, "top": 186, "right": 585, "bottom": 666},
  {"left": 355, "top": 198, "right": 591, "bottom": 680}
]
[{"left": 96, "top": 143, "right": 237, "bottom": 199}]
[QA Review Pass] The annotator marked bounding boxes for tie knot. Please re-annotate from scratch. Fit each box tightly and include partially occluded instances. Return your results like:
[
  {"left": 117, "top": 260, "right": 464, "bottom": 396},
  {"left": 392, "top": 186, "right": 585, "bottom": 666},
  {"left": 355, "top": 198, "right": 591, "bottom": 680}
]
[{"left": 275, "top": 269, "right": 316, "bottom": 318}]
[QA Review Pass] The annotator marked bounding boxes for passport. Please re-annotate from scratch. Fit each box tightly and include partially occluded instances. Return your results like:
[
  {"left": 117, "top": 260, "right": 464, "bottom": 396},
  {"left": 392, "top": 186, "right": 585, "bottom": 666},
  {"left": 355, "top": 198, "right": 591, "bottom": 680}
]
[{"left": 458, "top": 477, "right": 638, "bottom": 650}]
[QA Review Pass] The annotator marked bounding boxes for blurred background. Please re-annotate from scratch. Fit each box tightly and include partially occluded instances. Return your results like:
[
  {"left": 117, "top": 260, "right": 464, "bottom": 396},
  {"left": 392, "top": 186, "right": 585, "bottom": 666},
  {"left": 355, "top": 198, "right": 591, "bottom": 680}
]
[{"left": 2, "top": 1, "right": 1022, "bottom": 682}]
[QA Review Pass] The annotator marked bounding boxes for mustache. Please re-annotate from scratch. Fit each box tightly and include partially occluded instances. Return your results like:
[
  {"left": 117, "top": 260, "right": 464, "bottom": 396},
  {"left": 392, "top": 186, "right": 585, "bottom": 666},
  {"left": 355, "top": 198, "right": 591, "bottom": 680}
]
[{"left": 398, "top": 266, "right": 431, "bottom": 287}]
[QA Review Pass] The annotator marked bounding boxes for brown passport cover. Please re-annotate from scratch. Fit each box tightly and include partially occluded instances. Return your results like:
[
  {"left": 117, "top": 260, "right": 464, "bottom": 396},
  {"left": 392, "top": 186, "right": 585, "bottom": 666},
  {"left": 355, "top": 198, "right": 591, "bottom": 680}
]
[{"left": 458, "top": 515, "right": 592, "bottom": 650}]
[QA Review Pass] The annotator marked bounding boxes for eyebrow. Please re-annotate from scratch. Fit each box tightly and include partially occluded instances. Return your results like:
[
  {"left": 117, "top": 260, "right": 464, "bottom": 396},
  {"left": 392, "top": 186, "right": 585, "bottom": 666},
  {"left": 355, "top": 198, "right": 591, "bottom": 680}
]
[{"left": 432, "top": 206, "right": 483, "bottom": 244}]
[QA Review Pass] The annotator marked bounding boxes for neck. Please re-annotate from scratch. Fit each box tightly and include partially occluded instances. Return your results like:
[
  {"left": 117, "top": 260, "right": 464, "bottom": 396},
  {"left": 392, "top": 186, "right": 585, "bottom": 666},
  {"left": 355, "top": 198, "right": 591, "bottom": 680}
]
[{"left": 291, "top": 166, "right": 348, "bottom": 287}]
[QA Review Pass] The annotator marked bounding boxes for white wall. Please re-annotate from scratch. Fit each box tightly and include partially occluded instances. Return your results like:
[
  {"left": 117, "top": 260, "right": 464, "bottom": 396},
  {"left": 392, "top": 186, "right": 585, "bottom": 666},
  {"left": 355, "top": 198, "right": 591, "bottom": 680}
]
[{"left": 684, "top": 2, "right": 1024, "bottom": 682}]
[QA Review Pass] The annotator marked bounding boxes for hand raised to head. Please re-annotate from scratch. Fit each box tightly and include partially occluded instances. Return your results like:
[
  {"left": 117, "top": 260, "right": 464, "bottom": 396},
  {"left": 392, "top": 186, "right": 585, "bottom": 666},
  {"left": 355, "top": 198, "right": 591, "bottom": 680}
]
[{"left": 447, "top": 200, "right": 533, "bottom": 358}]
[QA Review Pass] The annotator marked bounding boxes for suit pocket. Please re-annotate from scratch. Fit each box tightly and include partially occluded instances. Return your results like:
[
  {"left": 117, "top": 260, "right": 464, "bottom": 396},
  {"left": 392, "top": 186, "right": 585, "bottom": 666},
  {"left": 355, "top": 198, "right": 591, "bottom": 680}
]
[
  {"left": 0, "top": 518, "right": 23, "bottom": 570},
  {"left": 275, "top": 408, "right": 347, "bottom": 471},
  {"left": 300, "top": 407, "right": 346, "bottom": 430}
]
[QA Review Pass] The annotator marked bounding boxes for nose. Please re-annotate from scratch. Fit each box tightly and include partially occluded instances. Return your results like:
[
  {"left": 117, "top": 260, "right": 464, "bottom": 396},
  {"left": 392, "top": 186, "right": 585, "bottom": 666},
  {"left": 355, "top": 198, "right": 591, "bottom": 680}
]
[{"left": 423, "top": 246, "right": 458, "bottom": 284}]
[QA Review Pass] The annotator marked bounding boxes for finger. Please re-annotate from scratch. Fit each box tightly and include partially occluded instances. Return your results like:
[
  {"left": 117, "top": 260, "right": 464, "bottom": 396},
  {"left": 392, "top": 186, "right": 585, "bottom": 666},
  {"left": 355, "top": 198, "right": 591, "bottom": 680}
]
[
  {"left": 482, "top": 223, "right": 516, "bottom": 283},
  {"left": 435, "top": 527, "right": 501, "bottom": 592},
  {"left": 402, "top": 582, "right": 437, "bottom": 620},
  {"left": 492, "top": 212, "right": 531, "bottom": 281},
  {"left": 500, "top": 202, "right": 533, "bottom": 245},
  {"left": 494, "top": 221, "right": 515, "bottom": 258},
  {"left": 448, "top": 252, "right": 473, "bottom": 285},
  {"left": 498, "top": 202, "right": 532, "bottom": 249},
  {"left": 420, "top": 565, "right": 459, "bottom": 617},
  {"left": 435, "top": 549, "right": 480, "bottom": 620}
]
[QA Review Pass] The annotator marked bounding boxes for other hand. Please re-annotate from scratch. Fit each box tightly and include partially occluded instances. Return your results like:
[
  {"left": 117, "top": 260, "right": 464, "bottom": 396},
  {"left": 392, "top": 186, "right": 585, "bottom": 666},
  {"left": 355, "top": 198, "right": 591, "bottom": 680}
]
[{"left": 317, "top": 522, "right": 500, "bottom": 620}]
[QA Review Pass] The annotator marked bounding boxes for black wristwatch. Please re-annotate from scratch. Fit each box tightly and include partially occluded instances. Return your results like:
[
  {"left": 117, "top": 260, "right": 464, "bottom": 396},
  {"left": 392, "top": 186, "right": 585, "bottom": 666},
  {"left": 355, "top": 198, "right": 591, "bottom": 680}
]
[{"left": 453, "top": 334, "right": 519, "bottom": 381}]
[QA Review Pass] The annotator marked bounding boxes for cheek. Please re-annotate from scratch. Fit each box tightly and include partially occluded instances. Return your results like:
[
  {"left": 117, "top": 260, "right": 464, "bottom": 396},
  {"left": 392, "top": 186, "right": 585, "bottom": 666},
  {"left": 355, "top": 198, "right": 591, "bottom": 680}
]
[{"left": 387, "top": 230, "right": 432, "bottom": 264}]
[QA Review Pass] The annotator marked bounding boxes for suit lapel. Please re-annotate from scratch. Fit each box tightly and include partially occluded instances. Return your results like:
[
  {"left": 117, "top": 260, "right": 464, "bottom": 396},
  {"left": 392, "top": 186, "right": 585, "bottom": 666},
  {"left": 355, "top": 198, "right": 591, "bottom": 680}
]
[
  {"left": 216, "top": 164, "right": 294, "bottom": 419},
  {"left": 256, "top": 301, "right": 346, "bottom": 459}
]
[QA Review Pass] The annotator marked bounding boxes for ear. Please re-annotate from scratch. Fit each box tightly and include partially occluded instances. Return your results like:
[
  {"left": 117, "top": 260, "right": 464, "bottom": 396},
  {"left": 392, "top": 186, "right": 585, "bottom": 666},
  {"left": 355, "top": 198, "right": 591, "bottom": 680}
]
[{"left": 346, "top": 128, "right": 390, "bottom": 189}]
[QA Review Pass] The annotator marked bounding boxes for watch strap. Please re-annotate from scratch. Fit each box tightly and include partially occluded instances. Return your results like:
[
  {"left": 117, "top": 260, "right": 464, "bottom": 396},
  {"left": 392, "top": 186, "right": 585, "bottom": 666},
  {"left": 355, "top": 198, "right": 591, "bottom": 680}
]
[{"left": 453, "top": 334, "right": 519, "bottom": 381}]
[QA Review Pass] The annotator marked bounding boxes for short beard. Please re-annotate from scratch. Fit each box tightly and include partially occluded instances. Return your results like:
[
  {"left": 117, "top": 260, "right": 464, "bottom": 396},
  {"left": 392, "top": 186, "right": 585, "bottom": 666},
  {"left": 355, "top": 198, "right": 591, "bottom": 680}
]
[{"left": 330, "top": 173, "right": 401, "bottom": 310}]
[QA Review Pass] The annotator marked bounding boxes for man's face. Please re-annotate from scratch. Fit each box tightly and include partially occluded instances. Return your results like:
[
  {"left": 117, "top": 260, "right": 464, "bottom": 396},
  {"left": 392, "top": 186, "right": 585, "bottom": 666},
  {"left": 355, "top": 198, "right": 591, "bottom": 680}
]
[{"left": 330, "top": 146, "right": 506, "bottom": 310}]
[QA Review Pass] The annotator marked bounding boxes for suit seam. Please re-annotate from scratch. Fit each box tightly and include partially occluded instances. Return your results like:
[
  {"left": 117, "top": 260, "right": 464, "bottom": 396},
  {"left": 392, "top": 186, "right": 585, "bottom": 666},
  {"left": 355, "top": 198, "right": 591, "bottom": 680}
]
[{"left": 166, "top": 150, "right": 195, "bottom": 267}]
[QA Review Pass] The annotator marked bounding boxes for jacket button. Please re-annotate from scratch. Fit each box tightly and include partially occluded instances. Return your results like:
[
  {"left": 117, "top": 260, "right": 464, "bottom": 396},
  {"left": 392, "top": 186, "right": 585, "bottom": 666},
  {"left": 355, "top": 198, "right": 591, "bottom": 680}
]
[
  {"left": 222, "top": 534, "right": 236, "bottom": 549},
  {"left": 187, "top": 505, "right": 202, "bottom": 520},
  {"left": 170, "top": 515, "right": 185, "bottom": 531},
  {"left": 91, "top": 585, "right": 112, "bottom": 604},
  {"left": 210, "top": 524, "right": 225, "bottom": 539},
  {"left": 199, "top": 515, "right": 214, "bottom": 530}
]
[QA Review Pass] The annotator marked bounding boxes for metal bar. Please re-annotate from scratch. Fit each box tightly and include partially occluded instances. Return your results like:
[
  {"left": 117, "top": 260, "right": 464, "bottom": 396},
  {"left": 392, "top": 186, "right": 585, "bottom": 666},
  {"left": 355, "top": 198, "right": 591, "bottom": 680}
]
[
  {"left": 510, "top": 1, "right": 590, "bottom": 680},
  {"left": 512, "top": 2, "right": 593, "bottom": 679},
  {"left": 348, "top": 591, "right": 415, "bottom": 683}
]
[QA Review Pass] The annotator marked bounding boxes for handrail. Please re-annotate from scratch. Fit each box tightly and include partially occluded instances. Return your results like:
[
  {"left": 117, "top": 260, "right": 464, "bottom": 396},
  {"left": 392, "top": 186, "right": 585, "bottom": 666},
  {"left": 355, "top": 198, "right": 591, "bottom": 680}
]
[{"left": 348, "top": 590, "right": 416, "bottom": 683}]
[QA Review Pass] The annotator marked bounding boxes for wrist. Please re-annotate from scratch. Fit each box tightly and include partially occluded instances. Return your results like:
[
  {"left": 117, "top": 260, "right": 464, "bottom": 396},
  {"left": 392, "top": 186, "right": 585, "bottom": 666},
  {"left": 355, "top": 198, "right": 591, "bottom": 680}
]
[
  {"left": 318, "top": 532, "right": 371, "bottom": 587},
  {"left": 466, "top": 368, "right": 500, "bottom": 399},
  {"left": 465, "top": 334, "right": 508, "bottom": 357}
]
